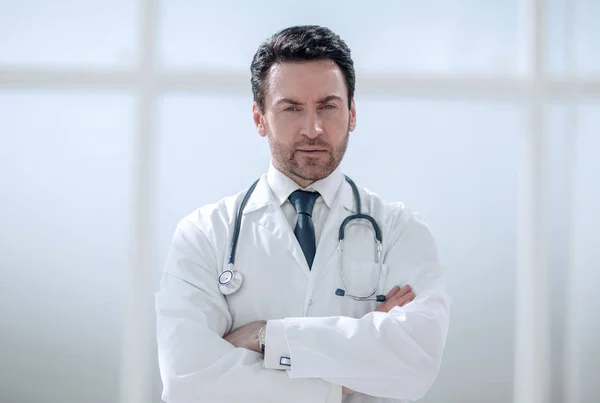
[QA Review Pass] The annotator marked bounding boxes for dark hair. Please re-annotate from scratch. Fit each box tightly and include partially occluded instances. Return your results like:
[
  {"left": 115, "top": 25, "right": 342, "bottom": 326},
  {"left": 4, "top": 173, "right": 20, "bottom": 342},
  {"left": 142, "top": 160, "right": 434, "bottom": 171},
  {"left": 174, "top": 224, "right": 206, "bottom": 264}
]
[{"left": 250, "top": 25, "right": 355, "bottom": 112}]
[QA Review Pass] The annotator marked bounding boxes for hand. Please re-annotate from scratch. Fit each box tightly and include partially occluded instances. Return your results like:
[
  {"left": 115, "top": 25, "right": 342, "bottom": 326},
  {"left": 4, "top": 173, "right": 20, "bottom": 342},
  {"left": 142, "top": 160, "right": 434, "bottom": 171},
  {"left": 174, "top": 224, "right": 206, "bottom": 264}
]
[
  {"left": 223, "top": 320, "right": 267, "bottom": 353},
  {"left": 375, "top": 285, "right": 415, "bottom": 313}
]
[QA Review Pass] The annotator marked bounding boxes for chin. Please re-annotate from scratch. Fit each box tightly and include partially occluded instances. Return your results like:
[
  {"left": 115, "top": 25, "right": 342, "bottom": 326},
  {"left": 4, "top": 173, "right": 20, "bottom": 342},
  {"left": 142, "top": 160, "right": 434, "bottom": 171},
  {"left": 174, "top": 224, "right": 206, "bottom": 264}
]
[
  {"left": 282, "top": 154, "right": 339, "bottom": 181},
  {"left": 295, "top": 165, "right": 333, "bottom": 181}
]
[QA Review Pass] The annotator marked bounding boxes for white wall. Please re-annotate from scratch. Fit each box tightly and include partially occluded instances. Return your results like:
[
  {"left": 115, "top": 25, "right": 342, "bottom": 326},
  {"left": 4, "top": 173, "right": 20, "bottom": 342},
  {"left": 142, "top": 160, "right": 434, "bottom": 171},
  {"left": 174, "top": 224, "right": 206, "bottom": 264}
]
[{"left": 1, "top": 1, "right": 598, "bottom": 403}]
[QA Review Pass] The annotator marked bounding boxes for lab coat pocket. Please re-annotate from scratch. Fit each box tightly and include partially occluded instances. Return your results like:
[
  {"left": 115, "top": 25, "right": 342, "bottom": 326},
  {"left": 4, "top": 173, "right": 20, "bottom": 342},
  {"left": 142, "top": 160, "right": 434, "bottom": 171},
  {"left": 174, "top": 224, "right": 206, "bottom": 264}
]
[{"left": 343, "top": 261, "right": 389, "bottom": 298}]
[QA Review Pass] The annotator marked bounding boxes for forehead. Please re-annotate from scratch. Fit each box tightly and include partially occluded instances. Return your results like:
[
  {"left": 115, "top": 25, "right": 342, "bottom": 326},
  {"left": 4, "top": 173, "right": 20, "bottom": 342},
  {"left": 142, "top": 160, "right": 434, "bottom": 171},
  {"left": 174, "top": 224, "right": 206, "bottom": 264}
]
[{"left": 265, "top": 60, "right": 348, "bottom": 104}]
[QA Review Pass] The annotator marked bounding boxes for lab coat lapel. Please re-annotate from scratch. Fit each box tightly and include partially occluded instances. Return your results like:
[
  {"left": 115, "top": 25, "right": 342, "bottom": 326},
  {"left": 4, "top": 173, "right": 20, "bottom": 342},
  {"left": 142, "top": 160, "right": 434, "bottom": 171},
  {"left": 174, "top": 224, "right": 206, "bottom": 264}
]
[
  {"left": 244, "top": 176, "right": 311, "bottom": 279},
  {"left": 257, "top": 203, "right": 311, "bottom": 278}
]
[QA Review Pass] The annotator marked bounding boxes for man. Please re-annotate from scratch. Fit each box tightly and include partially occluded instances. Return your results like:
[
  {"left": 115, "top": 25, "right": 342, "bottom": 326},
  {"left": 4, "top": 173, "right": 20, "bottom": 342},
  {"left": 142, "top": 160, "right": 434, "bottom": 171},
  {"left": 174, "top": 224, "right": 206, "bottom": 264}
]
[{"left": 155, "top": 25, "right": 451, "bottom": 403}]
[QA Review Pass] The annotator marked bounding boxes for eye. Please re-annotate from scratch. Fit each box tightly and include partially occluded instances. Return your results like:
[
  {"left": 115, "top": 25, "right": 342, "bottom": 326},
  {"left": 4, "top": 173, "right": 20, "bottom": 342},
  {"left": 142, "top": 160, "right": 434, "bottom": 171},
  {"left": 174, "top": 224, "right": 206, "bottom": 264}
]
[
  {"left": 320, "top": 104, "right": 336, "bottom": 110},
  {"left": 284, "top": 106, "right": 300, "bottom": 112}
]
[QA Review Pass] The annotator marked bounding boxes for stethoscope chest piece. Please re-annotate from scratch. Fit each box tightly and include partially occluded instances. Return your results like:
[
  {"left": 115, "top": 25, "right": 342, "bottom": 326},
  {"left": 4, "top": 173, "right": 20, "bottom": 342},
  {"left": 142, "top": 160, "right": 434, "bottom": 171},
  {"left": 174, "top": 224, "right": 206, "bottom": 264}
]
[{"left": 218, "top": 268, "right": 243, "bottom": 295}]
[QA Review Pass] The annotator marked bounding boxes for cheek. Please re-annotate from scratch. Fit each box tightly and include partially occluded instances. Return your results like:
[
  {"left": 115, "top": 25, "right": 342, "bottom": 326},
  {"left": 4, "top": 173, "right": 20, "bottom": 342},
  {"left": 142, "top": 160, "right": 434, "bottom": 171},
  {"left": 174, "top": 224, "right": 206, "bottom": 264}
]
[
  {"left": 269, "top": 114, "right": 300, "bottom": 137},
  {"left": 322, "top": 111, "right": 350, "bottom": 130},
  {"left": 275, "top": 112, "right": 301, "bottom": 125}
]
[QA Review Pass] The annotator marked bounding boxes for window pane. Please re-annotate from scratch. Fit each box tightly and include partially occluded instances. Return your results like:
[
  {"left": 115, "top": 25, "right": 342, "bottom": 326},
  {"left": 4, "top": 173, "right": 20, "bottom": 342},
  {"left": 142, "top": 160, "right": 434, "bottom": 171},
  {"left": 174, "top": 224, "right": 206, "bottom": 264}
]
[
  {"left": 575, "top": 0, "right": 600, "bottom": 75},
  {"left": 546, "top": 102, "right": 600, "bottom": 403},
  {"left": 0, "top": 0, "right": 140, "bottom": 68},
  {"left": 158, "top": 1, "right": 522, "bottom": 75},
  {"left": 156, "top": 94, "right": 523, "bottom": 403},
  {"left": 0, "top": 91, "right": 134, "bottom": 403},
  {"left": 546, "top": 0, "right": 600, "bottom": 75},
  {"left": 545, "top": 103, "right": 577, "bottom": 403},
  {"left": 572, "top": 103, "right": 600, "bottom": 402}
]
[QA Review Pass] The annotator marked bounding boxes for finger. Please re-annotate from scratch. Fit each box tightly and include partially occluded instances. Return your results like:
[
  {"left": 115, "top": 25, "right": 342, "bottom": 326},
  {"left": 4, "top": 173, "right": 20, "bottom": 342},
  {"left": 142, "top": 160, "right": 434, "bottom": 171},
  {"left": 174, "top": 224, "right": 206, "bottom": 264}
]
[
  {"left": 384, "top": 285, "right": 411, "bottom": 304},
  {"left": 377, "top": 286, "right": 400, "bottom": 308},
  {"left": 386, "top": 286, "right": 412, "bottom": 304},
  {"left": 385, "top": 285, "right": 402, "bottom": 300},
  {"left": 376, "top": 285, "right": 413, "bottom": 312},
  {"left": 377, "top": 286, "right": 401, "bottom": 311},
  {"left": 398, "top": 284, "right": 412, "bottom": 295},
  {"left": 391, "top": 291, "right": 415, "bottom": 307}
]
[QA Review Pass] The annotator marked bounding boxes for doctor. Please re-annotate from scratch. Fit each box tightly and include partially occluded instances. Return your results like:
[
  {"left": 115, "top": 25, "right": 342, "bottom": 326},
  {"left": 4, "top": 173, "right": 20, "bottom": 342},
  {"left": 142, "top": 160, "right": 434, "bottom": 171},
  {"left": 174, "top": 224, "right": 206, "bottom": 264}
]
[{"left": 155, "top": 25, "right": 451, "bottom": 403}]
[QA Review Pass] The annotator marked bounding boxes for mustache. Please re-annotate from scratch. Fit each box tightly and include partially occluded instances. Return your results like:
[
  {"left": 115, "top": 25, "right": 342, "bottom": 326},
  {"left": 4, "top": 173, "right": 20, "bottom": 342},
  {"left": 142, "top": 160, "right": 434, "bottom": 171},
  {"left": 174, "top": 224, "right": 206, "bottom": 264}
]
[{"left": 292, "top": 139, "right": 332, "bottom": 150}]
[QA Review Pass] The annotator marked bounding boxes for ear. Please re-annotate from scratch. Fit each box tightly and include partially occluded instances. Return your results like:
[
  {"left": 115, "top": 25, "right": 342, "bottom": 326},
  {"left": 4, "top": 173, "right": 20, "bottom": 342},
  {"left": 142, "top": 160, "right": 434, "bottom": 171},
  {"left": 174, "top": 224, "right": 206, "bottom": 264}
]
[
  {"left": 348, "top": 98, "right": 357, "bottom": 132},
  {"left": 253, "top": 102, "right": 267, "bottom": 137}
]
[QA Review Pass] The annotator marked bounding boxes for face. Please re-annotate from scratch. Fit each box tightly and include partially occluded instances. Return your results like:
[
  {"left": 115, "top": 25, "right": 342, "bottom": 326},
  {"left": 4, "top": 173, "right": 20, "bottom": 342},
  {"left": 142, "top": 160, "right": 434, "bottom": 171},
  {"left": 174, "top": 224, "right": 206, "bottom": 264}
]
[{"left": 253, "top": 59, "right": 356, "bottom": 187}]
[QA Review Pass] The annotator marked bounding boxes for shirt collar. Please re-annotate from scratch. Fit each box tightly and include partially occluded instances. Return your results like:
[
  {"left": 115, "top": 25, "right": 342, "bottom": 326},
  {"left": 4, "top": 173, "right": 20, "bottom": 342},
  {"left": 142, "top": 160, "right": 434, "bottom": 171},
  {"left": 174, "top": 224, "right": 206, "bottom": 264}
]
[{"left": 266, "top": 161, "right": 344, "bottom": 209}]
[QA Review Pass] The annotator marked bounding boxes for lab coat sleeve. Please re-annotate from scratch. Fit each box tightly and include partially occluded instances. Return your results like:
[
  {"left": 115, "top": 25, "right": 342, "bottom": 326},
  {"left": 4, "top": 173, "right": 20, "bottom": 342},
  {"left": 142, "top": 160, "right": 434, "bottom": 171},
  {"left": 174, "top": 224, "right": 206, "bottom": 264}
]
[
  {"left": 155, "top": 218, "right": 342, "bottom": 403},
  {"left": 263, "top": 209, "right": 451, "bottom": 401}
]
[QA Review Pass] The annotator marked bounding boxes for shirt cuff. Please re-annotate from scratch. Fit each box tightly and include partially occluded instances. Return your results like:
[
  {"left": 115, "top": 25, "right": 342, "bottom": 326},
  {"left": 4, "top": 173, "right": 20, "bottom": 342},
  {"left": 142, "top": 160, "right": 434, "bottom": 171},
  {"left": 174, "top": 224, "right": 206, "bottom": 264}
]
[{"left": 263, "top": 319, "right": 292, "bottom": 370}]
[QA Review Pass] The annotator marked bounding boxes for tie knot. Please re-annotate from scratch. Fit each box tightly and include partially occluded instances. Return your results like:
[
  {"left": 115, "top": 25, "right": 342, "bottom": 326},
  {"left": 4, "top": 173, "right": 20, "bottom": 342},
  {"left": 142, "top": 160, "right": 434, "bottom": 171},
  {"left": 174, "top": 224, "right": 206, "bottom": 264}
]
[{"left": 288, "top": 190, "right": 320, "bottom": 216}]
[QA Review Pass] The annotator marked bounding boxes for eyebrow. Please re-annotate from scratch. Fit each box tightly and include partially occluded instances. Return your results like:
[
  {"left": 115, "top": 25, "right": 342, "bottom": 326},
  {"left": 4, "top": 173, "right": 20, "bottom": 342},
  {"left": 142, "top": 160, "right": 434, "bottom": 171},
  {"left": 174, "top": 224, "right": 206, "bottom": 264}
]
[{"left": 273, "top": 94, "right": 344, "bottom": 107}]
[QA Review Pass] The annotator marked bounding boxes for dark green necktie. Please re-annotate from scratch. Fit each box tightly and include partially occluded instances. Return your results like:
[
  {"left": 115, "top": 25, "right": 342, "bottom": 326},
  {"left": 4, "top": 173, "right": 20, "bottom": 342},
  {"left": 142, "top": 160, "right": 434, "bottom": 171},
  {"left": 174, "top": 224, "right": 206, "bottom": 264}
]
[{"left": 288, "top": 190, "right": 321, "bottom": 269}]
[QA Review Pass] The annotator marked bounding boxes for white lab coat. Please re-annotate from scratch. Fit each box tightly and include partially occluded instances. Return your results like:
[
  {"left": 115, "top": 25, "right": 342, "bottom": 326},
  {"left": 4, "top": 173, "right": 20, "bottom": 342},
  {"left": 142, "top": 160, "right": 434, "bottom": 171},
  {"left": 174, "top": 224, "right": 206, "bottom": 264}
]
[{"left": 155, "top": 172, "right": 451, "bottom": 403}]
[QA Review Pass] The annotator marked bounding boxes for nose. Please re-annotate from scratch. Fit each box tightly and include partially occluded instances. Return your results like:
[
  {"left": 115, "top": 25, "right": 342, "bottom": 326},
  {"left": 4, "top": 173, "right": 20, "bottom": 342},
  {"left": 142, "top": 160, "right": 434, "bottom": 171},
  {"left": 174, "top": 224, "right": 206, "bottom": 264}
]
[{"left": 301, "top": 109, "right": 324, "bottom": 139}]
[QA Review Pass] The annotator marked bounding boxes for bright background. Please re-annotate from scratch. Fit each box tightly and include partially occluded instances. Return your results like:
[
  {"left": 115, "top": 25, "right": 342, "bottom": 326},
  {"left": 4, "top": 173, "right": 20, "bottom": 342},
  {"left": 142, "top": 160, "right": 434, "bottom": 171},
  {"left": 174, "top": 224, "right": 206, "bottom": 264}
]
[{"left": 0, "top": 1, "right": 598, "bottom": 403}]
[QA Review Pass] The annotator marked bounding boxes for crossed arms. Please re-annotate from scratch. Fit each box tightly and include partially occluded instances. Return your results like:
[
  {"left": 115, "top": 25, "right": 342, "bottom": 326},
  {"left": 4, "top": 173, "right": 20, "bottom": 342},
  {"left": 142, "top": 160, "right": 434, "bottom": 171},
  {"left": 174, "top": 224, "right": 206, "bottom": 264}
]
[{"left": 155, "top": 212, "right": 451, "bottom": 403}]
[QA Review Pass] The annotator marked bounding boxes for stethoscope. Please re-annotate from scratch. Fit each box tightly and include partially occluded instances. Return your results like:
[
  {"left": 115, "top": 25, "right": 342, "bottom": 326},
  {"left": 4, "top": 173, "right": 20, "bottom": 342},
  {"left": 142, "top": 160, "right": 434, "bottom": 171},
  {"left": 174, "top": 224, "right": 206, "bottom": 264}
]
[{"left": 218, "top": 176, "right": 386, "bottom": 302}]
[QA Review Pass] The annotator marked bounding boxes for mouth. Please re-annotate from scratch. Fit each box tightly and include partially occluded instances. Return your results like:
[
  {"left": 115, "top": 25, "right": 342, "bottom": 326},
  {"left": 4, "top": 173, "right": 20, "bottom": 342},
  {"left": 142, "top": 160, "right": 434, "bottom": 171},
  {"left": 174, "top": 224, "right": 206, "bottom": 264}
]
[{"left": 296, "top": 149, "right": 328, "bottom": 154}]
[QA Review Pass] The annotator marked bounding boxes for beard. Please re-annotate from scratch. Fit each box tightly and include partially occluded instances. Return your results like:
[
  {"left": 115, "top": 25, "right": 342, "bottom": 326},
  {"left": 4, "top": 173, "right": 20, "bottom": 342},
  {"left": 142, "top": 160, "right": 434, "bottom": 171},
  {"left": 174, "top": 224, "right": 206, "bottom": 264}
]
[{"left": 266, "top": 126, "right": 349, "bottom": 183}]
